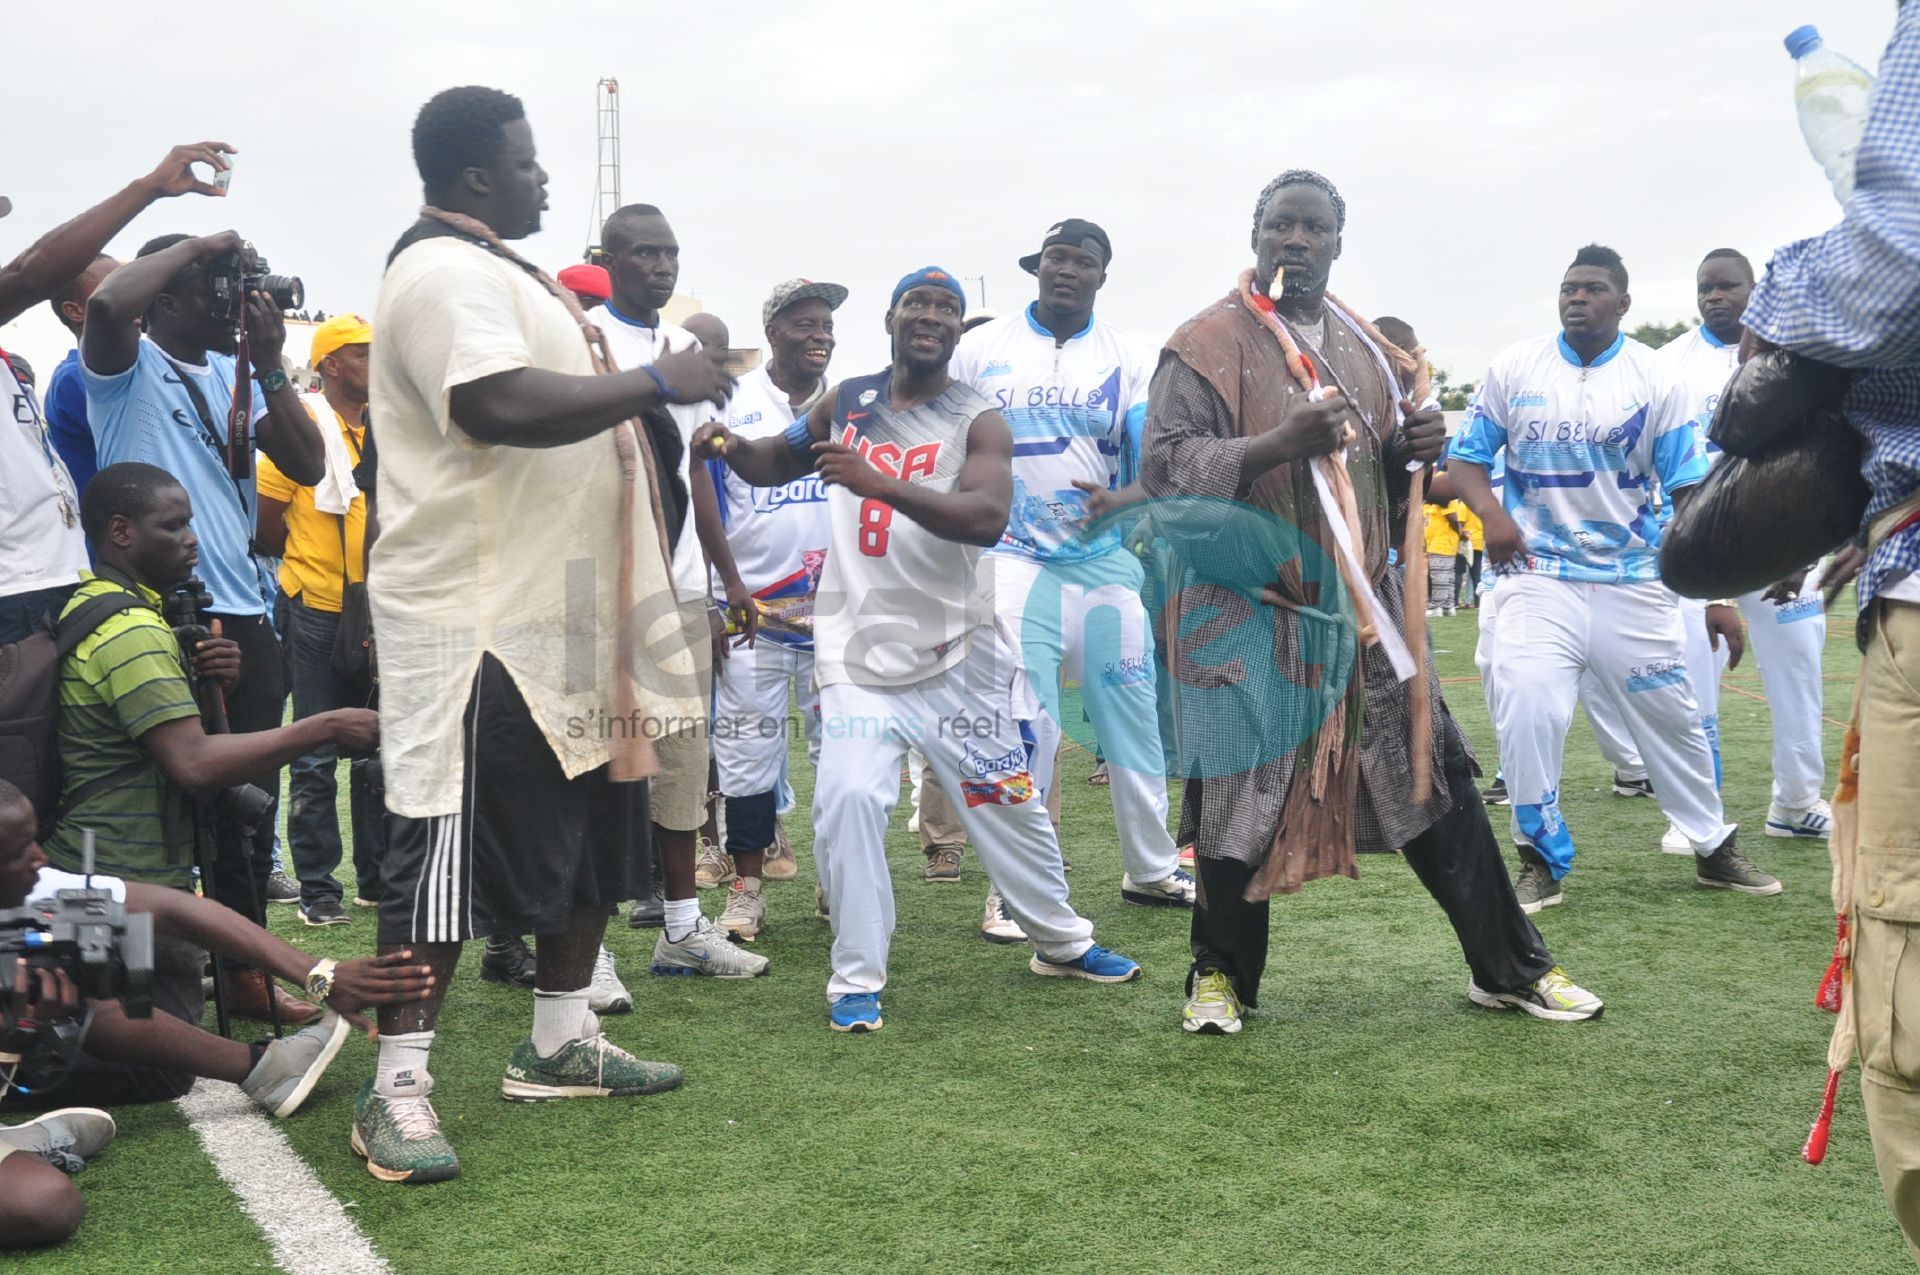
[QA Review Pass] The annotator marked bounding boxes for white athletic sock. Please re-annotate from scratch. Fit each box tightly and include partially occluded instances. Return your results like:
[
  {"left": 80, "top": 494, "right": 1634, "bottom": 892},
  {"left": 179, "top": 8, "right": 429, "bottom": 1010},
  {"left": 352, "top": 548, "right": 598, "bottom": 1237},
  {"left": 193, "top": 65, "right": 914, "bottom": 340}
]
[
  {"left": 664, "top": 897, "right": 701, "bottom": 942},
  {"left": 531, "top": 988, "right": 594, "bottom": 1056},
  {"left": 375, "top": 1030, "right": 435, "bottom": 1098}
]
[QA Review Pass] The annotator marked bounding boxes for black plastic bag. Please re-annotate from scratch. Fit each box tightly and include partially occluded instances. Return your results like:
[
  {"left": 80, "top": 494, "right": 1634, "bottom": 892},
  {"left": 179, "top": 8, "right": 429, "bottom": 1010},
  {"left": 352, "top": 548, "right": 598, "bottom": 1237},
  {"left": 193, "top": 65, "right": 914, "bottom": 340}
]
[
  {"left": 1708, "top": 348, "right": 1855, "bottom": 458},
  {"left": 1661, "top": 409, "right": 1869, "bottom": 598}
]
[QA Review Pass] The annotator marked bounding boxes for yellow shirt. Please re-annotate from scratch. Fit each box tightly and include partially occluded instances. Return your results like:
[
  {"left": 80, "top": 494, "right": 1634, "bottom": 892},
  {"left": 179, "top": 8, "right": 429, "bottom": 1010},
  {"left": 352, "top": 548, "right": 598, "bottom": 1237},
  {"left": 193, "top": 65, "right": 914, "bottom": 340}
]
[
  {"left": 1457, "top": 502, "right": 1485, "bottom": 551},
  {"left": 1423, "top": 503, "right": 1462, "bottom": 557},
  {"left": 256, "top": 398, "right": 367, "bottom": 612}
]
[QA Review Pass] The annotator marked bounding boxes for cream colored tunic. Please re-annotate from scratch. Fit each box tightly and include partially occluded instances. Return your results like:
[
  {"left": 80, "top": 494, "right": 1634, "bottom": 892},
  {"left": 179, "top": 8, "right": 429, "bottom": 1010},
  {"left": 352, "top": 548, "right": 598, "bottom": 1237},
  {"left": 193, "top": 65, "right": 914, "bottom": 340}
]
[{"left": 368, "top": 236, "right": 699, "bottom": 818}]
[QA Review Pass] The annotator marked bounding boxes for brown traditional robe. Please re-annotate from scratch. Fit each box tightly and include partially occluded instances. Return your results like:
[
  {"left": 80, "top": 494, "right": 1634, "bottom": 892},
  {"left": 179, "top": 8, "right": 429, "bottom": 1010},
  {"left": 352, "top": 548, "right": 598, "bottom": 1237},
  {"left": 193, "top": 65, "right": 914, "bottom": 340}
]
[{"left": 1141, "top": 290, "right": 1459, "bottom": 896}]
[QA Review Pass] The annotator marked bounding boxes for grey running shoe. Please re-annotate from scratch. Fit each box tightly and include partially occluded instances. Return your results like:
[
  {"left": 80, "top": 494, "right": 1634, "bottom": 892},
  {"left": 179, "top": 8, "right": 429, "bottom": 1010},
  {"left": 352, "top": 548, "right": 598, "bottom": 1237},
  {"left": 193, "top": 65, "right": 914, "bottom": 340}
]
[
  {"left": 980, "top": 885, "right": 1026, "bottom": 943},
  {"left": 588, "top": 945, "right": 633, "bottom": 1014},
  {"left": 762, "top": 820, "right": 799, "bottom": 881},
  {"left": 1513, "top": 849, "right": 1563, "bottom": 915},
  {"left": 1182, "top": 971, "right": 1243, "bottom": 1035},
  {"left": 650, "top": 915, "right": 770, "bottom": 979},
  {"left": 0, "top": 1108, "right": 116, "bottom": 1173},
  {"left": 694, "top": 839, "right": 736, "bottom": 890},
  {"left": 717, "top": 879, "right": 766, "bottom": 942},
  {"left": 924, "top": 846, "right": 963, "bottom": 883},
  {"left": 1696, "top": 836, "right": 1784, "bottom": 896},
  {"left": 241, "top": 1012, "right": 351, "bottom": 1118},
  {"left": 266, "top": 869, "right": 300, "bottom": 904},
  {"left": 1469, "top": 966, "right": 1604, "bottom": 1022},
  {"left": 1612, "top": 773, "right": 1656, "bottom": 799}
]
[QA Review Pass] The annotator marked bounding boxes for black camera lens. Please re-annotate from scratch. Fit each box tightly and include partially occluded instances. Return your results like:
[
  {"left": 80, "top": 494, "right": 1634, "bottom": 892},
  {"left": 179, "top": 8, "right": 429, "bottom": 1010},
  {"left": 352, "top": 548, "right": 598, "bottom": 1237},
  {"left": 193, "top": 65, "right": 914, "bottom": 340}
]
[{"left": 260, "top": 274, "right": 304, "bottom": 311}]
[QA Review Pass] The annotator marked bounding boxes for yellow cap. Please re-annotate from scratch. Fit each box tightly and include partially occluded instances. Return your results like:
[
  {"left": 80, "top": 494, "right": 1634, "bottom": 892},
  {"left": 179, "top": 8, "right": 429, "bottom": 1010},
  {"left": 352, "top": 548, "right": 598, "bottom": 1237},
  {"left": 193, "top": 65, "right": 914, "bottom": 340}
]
[{"left": 309, "top": 314, "right": 372, "bottom": 367}]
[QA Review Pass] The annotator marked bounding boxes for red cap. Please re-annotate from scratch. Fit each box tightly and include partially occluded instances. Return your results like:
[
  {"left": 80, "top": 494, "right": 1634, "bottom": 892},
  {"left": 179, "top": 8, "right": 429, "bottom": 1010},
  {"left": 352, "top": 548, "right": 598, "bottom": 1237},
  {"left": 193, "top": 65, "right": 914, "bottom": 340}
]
[{"left": 558, "top": 263, "right": 612, "bottom": 301}]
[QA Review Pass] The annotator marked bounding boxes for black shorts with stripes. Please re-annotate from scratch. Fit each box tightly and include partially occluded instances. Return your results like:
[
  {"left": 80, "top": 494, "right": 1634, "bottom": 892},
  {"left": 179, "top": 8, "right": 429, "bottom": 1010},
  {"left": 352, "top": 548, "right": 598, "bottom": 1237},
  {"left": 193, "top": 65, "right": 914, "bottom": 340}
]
[{"left": 378, "top": 655, "right": 649, "bottom": 944}]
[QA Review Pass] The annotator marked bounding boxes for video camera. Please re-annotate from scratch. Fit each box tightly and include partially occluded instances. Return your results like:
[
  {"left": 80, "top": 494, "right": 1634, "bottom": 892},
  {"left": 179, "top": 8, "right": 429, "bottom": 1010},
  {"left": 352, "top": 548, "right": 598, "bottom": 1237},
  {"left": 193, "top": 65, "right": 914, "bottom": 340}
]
[
  {"left": 162, "top": 575, "right": 275, "bottom": 838},
  {"left": 0, "top": 852, "right": 154, "bottom": 1020},
  {"left": 208, "top": 242, "right": 303, "bottom": 325}
]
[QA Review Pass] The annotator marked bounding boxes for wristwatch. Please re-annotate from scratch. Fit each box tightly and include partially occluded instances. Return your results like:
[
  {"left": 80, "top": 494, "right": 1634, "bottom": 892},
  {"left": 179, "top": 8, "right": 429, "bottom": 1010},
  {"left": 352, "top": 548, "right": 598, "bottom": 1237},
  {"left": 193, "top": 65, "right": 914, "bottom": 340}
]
[
  {"left": 260, "top": 367, "right": 289, "bottom": 393},
  {"left": 304, "top": 958, "right": 339, "bottom": 1001}
]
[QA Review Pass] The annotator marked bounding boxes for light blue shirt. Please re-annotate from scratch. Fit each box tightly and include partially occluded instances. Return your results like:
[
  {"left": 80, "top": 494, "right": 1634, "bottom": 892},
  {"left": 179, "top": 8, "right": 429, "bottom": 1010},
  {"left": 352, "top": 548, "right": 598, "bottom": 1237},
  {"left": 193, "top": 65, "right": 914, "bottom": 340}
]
[{"left": 84, "top": 338, "right": 270, "bottom": 615}]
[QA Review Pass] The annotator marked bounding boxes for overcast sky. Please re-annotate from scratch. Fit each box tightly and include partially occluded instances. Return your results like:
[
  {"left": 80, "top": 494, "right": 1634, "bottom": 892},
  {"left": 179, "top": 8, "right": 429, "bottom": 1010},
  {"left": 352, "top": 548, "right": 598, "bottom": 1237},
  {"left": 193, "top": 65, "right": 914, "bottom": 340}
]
[{"left": 0, "top": 1, "right": 1903, "bottom": 383}]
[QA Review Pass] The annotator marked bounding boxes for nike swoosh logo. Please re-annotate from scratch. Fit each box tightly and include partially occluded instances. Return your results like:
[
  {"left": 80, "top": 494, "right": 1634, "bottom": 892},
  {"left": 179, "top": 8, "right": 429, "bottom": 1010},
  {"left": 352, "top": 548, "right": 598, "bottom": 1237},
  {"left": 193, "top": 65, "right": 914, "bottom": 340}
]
[
  {"left": 846, "top": 411, "right": 870, "bottom": 422},
  {"left": 689, "top": 949, "right": 712, "bottom": 962}
]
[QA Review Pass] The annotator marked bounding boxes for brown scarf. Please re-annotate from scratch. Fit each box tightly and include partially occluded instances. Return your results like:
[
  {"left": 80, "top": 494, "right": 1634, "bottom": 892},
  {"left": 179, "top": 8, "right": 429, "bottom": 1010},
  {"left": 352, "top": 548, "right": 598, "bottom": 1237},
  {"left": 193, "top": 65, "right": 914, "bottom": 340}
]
[{"left": 417, "top": 206, "right": 676, "bottom": 781}]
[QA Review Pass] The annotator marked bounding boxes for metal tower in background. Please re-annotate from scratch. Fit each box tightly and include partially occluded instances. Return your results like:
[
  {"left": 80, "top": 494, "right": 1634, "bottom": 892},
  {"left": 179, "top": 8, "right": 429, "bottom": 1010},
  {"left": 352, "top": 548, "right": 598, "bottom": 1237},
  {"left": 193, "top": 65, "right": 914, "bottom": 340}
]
[{"left": 586, "top": 78, "right": 621, "bottom": 262}]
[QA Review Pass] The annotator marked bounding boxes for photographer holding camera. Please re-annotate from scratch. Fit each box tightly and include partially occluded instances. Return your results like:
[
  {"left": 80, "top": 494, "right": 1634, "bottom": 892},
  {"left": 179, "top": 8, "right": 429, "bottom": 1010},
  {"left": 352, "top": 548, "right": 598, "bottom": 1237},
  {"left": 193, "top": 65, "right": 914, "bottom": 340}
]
[
  {"left": 42, "top": 465, "right": 377, "bottom": 1032},
  {"left": 81, "top": 230, "right": 323, "bottom": 1021},
  {"left": 0, "top": 777, "right": 435, "bottom": 1251}
]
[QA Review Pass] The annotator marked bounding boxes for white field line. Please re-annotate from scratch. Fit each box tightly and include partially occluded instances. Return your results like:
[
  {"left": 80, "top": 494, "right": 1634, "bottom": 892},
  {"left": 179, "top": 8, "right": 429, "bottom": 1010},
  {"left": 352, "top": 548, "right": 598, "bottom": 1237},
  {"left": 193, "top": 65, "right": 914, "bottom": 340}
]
[{"left": 176, "top": 1083, "right": 392, "bottom": 1275}]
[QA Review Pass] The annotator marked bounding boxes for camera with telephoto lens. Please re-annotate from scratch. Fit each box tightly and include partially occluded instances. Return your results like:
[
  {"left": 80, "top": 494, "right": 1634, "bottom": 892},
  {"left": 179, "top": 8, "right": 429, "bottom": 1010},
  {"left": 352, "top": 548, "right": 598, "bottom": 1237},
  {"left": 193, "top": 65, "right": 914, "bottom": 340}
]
[
  {"left": 208, "top": 242, "right": 303, "bottom": 325},
  {"left": 0, "top": 884, "right": 155, "bottom": 1020},
  {"left": 161, "top": 576, "right": 274, "bottom": 837}
]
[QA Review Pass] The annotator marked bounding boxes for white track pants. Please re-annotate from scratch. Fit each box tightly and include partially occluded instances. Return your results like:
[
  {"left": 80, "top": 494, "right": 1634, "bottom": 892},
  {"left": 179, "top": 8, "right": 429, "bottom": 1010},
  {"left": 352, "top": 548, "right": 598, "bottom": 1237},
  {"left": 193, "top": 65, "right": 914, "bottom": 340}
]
[
  {"left": 1737, "top": 587, "right": 1828, "bottom": 810},
  {"left": 982, "top": 552, "right": 1178, "bottom": 885},
  {"left": 712, "top": 640, "right": 821, "bottom": 797},
  {"left": 1489, "top": 575, "right": 1733, "bottom": 875},
  {"left": 1478, "top": 587, "right": 1653, "bottom": 783},
  {"left": 812, "top": 624, "right": 1094, "bottom": 1000}
]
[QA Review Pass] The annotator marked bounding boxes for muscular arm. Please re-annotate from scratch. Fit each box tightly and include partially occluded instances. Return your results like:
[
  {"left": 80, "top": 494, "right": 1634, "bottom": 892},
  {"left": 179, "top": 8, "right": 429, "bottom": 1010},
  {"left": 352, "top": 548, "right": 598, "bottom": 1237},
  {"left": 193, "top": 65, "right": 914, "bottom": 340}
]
[
  {"left": 0, "top": 143, "right": 229, "bottom": 327},
  {"left": 83, "top": 234, "right": 227, "bottom": 377},
  {"left": 449, "top": 366, "right": 670, "bottom": 448},
  {"left": 139, "top": 712, "right": 354, "bottom": 799},
  {"left": 707, "top": 393, "right": 829, "bottom": 488},
  {"left": 125, "top": 883, "right": 328, "bottom": 986},
  {"left": 692, "top": 456, "right": 744, "bottom": 596},
  {"left": 819, "top": 411, "right": 1012, "bottom": 548}
]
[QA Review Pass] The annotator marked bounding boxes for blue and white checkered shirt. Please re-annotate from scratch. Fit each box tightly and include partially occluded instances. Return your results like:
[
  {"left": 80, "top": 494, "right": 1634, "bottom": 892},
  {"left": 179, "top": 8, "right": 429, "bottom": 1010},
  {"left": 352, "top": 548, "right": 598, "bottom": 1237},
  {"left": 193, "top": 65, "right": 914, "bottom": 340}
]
[{"left": 1743, "top": 5, "right": 1920, "bottom": 628}]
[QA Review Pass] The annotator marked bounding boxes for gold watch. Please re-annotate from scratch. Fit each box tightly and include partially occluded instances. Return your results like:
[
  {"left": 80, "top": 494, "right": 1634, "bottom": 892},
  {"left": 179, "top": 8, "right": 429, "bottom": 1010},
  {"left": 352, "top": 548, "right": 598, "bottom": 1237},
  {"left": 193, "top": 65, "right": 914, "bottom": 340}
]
[{"left": 304, "top": 958, "right": 339, "bottom": 1001}]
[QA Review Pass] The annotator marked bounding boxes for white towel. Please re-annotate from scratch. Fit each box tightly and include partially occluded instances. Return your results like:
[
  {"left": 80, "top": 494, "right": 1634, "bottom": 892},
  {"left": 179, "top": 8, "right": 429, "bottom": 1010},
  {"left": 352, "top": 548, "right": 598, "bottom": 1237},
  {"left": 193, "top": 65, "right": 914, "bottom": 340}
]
[{"left": 300, "top": 392, "right": 361, "bottom": 515}]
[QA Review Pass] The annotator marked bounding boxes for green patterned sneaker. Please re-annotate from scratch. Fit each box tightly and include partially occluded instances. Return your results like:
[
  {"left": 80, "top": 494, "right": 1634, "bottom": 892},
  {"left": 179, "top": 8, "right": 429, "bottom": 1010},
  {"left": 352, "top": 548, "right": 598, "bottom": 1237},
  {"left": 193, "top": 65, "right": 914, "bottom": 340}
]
[
  {"left": 350, "top": 1080, "right": 459, "bottom": 1184},
  {"left": 501, "top": 1034, "right": 685, "bottom": 1102}
]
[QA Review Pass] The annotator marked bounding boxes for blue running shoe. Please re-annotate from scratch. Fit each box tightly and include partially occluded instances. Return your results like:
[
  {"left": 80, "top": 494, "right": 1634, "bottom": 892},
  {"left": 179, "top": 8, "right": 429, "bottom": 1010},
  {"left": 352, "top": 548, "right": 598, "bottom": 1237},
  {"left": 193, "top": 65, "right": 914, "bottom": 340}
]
[
  {"left": 829, "top": 993, "right": 884, "bottom": 1033},
  {"left": 1029, "top": 944, "right": 1141, "bottom": 983}
]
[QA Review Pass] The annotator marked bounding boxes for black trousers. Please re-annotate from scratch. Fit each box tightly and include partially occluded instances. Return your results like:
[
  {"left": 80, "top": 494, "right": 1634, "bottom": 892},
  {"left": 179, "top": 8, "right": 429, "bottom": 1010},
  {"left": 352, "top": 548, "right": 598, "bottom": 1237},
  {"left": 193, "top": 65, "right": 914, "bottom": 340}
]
[
  {"left": 1189, "top": 715, "right": 1554, "bottom": 1009},
  {"left": 201, "top": 612, "right": 287, "bottom": 929}
]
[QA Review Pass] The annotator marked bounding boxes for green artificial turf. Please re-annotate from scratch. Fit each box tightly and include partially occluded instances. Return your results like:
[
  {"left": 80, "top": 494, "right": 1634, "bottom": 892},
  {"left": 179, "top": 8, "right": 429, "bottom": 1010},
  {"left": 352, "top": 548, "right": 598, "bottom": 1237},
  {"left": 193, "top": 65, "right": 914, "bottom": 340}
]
[{"left": 16, "top": 599, "right": 1913, "bottom": 1273}]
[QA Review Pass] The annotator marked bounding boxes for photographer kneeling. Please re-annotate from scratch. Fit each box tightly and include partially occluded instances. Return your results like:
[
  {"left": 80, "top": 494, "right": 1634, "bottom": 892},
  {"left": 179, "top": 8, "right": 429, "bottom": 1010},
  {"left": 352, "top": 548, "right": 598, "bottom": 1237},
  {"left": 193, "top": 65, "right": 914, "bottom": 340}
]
[{"left": 0, "top": 779, "right": 435, "bottom": 1249}]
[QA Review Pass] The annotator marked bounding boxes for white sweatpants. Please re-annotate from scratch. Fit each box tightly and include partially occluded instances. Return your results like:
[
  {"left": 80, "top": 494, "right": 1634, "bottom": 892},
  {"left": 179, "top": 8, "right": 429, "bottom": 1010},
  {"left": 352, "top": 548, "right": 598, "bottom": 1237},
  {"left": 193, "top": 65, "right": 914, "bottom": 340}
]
[
  {"left": 1585, "top": 599, "right": 1737, "bottom": 790},
  {"left": 812, "top": 624, "right": 1094, "bottom": 1001},
  {"left": 982, "top": 552, "right": 1178, "bottom": 885},
  {"left": 1489, "top": 575, "right": 1733, "bottom": 874},
  {"left": 1478, "top": 587, "right": 1650, "bottom": 784},
  {"left": 712, "top": 640, "right": 821, "bottom": 797},
  {"left": 1737, "top": 587, "right": 1829, "bottom": 810}
]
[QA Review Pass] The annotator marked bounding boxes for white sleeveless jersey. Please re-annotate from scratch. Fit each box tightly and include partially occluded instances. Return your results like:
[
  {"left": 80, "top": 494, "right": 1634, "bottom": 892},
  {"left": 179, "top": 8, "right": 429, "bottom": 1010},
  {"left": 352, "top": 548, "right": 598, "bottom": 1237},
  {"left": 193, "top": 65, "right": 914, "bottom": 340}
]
[{"left": 813, "top": 370, "right": 993, "bottom": 689}]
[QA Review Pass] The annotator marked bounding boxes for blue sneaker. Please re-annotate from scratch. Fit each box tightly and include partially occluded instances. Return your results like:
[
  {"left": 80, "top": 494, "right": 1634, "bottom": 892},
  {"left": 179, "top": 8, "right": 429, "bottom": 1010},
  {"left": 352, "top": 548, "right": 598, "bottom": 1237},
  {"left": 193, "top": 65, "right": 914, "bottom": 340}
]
[
  {"left": 829, "top": 993, "right": 884, "bottom": 1033},
  {"left": 1029, "top": 944, "right": 1141, "bottom": 984}
]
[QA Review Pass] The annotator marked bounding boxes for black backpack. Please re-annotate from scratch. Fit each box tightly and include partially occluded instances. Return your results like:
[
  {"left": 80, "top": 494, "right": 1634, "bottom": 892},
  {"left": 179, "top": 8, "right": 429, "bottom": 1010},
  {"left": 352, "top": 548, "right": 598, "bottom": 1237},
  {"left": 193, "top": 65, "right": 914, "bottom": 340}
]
[{"left": 0, "top": 590, "right": 151, "bottom": 839}]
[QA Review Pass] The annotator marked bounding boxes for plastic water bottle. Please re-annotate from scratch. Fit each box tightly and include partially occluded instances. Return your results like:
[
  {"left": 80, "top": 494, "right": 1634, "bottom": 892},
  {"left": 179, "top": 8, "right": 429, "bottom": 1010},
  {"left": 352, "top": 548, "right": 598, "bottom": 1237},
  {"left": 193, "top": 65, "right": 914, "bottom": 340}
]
[{"left": 1786, "top": 24, "right": 1875, "bottom": 204}]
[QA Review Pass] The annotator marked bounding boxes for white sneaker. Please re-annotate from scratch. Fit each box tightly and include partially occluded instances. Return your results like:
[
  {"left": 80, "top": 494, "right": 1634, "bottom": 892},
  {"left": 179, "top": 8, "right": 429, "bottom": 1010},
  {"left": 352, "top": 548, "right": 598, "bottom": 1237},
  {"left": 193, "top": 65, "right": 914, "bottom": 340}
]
[
  {"left": 1660, "top": 824, "right": 1692, "bottom": 856},
  {"left": 980, "top": 885, "right": 1027, "bottom": 944},
  {"left": 1121, "top": 868, "right": 1197, "bottom": 908},
  {"left": 650, "top": 915, "right": 770, "bottom": 979},
  {"left": 1468, "top": 965, "right": 1604, "bottom": 1022},
  {"left": 718, "top": 879, "right": 766, "bottom": 942},
  {"left": 694, "top": 838, "right": 736, "bottom": 890},
  {"left": 589, "top": 945, "right": 633, "bottom": 1014},
  {"left": 1767, "top": 799, "right": 1834, "bottom": 840}
]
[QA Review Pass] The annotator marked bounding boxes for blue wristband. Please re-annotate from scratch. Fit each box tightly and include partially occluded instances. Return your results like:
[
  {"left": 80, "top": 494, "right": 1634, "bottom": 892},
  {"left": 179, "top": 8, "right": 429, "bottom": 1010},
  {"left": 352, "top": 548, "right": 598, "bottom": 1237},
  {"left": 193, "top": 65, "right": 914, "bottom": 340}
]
[
  {"left": 783, "top": 416, "right": 814, "bottom": 460},
  {"left": 642, "top": 363, "right": 671, "bottom": 401}
]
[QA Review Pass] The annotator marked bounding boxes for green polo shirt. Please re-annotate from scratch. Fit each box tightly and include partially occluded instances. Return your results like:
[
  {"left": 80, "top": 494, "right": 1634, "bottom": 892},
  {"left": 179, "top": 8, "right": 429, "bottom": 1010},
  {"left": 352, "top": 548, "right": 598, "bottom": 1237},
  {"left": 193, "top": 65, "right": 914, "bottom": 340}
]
[{"left": 44, "top": 572, "right": 201, "bottom": 887}]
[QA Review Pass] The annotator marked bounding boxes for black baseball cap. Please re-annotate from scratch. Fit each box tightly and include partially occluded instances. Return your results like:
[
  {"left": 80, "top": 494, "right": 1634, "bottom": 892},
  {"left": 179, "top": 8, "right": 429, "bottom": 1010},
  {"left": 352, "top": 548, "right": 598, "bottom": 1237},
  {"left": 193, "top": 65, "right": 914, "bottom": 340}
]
[{"left": 1019, "top": 218, "right": 1111, "bottom": 275}]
